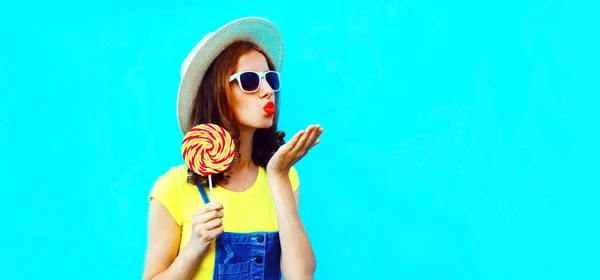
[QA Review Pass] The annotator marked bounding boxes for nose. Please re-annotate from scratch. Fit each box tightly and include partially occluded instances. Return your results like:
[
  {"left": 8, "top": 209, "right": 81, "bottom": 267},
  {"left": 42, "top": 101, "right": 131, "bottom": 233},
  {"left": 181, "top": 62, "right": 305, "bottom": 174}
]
[{"left": 258, "top": 77, "right": 274, "bottom": 99}]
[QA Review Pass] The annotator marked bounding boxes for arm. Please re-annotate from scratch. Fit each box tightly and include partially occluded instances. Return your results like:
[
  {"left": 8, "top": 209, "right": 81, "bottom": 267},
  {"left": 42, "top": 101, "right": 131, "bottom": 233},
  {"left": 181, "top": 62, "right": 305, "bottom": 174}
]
[
  {"left": 268, "top": 175, "right": 316, "bottom": 280},
  {"left": 266, "top": 124, "right": 323, "bottom": 279},
  {"left": 142, "top": 200, "right": 203, "bottom": 280},
  {"left": 294, "top": 188, "right": 300, "bottom": 206}
]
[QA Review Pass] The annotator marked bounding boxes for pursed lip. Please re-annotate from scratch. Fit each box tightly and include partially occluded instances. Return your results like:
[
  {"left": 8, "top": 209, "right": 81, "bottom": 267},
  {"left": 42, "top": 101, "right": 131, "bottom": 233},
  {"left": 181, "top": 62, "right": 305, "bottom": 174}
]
[{"left": 263, "top": 101, "right": 276, "bottom": 115}]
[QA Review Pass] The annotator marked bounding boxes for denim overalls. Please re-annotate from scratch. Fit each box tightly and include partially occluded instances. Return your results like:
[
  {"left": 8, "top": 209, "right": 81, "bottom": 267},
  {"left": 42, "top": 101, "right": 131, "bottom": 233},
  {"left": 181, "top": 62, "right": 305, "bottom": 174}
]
[{"left": 196, "top": 182, "right": 282, "bottom": 280}]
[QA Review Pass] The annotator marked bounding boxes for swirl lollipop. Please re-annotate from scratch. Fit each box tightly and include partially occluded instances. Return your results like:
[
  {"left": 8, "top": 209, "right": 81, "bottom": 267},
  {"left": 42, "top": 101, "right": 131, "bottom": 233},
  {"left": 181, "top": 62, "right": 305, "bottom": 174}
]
[{"left": 182, "top": 123, "right": 236, "bottom": 201}]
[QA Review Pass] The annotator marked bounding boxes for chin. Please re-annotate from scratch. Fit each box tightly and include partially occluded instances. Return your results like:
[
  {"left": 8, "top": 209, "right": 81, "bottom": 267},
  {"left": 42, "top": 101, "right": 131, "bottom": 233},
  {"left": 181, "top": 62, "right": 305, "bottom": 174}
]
[
  {"left": 242, "top": 117, "right": 274, "bottom": 130},
  {"left": 257, "top": 120, "right": 274, "bottom": 129}
]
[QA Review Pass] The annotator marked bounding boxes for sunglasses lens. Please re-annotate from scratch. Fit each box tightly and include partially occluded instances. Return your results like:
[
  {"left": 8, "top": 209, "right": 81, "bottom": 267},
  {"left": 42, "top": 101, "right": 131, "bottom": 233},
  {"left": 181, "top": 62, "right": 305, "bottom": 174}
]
[
  {"left": 240, "top": 72, "right": 260, "bottom": 92},
  {"left": 266, "top": 72, "right": 280, "bottom": 91}
]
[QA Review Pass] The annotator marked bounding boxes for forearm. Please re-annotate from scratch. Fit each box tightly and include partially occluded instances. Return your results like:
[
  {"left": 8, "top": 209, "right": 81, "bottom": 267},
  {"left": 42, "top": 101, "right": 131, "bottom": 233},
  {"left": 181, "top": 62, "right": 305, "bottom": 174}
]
[
  {"left": 268, "top": 173, "right": 316, "bottom": 279},
  {"left": 148, "top": 244, "right": 204, "bottom": 280}
]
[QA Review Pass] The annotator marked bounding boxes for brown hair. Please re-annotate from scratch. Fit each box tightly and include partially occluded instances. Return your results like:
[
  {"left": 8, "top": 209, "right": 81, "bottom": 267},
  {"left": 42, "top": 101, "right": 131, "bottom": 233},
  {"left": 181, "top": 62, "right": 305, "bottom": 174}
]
[{"left": 186, "top": 41, "right": 285, "bottom": 187}]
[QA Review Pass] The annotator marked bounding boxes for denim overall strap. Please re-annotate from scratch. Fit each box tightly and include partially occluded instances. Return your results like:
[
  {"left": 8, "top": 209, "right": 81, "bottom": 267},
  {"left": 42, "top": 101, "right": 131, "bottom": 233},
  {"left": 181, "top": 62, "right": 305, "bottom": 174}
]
[{"left": 196, "top": 179, "right": 210, "bottom": 204}]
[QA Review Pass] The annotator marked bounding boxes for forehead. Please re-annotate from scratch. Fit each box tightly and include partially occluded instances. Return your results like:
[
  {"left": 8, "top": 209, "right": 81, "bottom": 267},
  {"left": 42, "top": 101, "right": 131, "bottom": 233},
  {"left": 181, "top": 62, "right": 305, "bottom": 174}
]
[{"left": 236, "top": 50, "right": 270, "bottom": 72}]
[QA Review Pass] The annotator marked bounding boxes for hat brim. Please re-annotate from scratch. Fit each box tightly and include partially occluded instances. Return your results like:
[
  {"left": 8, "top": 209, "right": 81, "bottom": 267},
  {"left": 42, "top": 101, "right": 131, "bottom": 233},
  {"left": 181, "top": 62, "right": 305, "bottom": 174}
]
[{"left": 176, "top": 17, "right": 284, "bottom": 135}]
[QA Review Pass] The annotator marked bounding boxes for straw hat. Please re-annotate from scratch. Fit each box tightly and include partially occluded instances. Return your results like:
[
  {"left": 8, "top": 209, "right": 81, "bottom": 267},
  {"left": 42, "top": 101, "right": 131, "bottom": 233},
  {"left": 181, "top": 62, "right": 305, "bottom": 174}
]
[{"left": 176, "top": 17, "right": 284, "bottom": 135}]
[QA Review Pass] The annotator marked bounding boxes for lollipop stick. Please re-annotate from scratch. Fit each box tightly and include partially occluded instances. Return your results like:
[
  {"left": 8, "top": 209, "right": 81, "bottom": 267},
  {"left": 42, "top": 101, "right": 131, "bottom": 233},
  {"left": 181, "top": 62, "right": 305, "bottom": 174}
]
[{"left": 208, "top": 175, "right": 214, "bottom": 201}]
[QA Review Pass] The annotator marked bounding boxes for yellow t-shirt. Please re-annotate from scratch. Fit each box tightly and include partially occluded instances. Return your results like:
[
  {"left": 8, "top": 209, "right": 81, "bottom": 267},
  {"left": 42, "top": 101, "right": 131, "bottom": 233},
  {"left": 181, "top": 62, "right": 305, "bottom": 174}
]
[{"left": 149, "top": 164, "right": 300, "bottom": 280}]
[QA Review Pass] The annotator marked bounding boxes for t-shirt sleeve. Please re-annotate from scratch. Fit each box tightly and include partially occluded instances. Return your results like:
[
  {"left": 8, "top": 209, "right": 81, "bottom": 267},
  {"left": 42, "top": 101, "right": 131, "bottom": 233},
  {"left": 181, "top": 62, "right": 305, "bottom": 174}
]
[
  {"left": 149, "top": 168, "right": 183, "bottom": 226},
  {"left": 289, "top": 166, "right": 300, "bottom": 192}
]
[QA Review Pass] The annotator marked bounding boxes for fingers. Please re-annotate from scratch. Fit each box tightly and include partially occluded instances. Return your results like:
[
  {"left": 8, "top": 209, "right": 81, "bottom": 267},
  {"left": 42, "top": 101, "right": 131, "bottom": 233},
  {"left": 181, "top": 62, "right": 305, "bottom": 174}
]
[
  {"left": 200, "top": 226, "right": 225, "bottom": 242},
  {"left": 195, "top": 218, "right": 224, "bottom": 243},
  {"left": 192, "top": 201, "right": 224, "bottom": 231},
  {"left": 293, "top": 124, "right": 323, "bottom": 155},
  {"left": 282, "top": 130, "right": 305, "bottom": 152},
  {"left": 291, "top": 125, "right": 316, "bottom": 155},
  {"left": 194, "top": 208, "right": 224, "bottom": 224},
  {"left": 192, "top": 202, "right": 225, "bottom": 243},
  {"left": 202, "top": 216, "right": 223, "bottom": 230},
  {"left": 300, "top": 125, "right": 323, "bottom": 153},
  {"left": 195, "top": 202, "right": 223, "bottom": 215},
  {"left": 311, "top": 138, "right": 321, "bottom": 148}
]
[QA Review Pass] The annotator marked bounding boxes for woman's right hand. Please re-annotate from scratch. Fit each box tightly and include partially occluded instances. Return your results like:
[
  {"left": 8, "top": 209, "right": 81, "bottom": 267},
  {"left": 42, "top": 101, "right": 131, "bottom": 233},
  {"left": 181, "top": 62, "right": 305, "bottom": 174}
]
[{"left": 189, "top": 202, "right": 225, "bottom": 256}]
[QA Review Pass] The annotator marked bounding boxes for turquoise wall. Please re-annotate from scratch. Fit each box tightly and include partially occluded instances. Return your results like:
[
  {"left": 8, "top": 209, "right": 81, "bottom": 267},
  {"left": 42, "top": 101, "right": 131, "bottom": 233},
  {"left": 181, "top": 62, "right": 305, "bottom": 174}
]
[{"left": 1, "top": 0, "right": 599, "bottom": 279}]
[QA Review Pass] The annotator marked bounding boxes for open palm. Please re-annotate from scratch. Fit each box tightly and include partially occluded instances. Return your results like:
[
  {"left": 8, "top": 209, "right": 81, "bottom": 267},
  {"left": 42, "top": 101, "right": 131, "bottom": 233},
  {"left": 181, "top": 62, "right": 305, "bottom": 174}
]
[{"left": 267, "top": 124, "right": 324, "bottom": 175}]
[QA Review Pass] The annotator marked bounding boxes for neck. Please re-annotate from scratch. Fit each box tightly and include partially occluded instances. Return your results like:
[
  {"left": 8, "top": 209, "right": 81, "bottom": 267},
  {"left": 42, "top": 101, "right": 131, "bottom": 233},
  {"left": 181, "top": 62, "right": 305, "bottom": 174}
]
[{"left": 231, "top": 125, "right": 255, "bottom": 171}]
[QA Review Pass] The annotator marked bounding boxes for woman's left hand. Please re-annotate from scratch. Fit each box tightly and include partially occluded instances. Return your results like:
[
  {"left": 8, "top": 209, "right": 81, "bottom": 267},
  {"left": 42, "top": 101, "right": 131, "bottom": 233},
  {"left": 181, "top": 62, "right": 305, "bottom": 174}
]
[{"left": 267, "top": 124, "right": 324, "bottom": 176}]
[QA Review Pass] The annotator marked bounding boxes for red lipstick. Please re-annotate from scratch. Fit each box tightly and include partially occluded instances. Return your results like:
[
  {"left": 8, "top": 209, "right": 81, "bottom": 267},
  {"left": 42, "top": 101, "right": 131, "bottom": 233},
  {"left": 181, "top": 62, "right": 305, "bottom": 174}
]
[{"left": 263, "top": 101, "right": 276, "bottom": 116}]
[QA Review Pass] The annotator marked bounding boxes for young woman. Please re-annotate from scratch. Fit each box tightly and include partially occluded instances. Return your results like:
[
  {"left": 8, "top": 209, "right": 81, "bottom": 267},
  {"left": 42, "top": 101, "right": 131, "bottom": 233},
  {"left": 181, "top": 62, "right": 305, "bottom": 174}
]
[{"left": 142, "top": 17, "right": 321, "bottom": 280}]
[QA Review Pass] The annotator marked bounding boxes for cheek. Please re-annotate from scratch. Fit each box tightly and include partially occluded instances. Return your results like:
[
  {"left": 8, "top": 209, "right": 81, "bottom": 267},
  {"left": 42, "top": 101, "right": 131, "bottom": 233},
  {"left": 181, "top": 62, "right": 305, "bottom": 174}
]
[
  {"left": 231, "top": 92, "right": 254, "bottom": 119},
  {"left": 230, "top": 89, "right": 244, "bottom": 113},
  {"left": 232, "top": 102, "right": 247, "bottom": 119}
]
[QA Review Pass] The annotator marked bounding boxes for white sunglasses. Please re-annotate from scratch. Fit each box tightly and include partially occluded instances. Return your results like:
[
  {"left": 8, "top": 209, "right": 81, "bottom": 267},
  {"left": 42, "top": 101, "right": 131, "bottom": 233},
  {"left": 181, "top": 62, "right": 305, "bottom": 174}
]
[{"left": 229, "top": 71, "right": 281, "bottom": 93}]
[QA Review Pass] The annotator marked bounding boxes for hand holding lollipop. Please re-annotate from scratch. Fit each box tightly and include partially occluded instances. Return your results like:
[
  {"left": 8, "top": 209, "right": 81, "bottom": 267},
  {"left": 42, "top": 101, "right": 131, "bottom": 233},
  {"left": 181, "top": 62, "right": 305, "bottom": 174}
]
[{"left": 182, "top": 123, "right": 236, "bottom": 201}]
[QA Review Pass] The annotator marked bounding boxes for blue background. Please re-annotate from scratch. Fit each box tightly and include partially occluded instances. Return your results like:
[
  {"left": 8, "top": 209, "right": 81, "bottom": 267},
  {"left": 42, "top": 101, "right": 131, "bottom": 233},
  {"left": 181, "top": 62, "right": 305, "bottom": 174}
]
[{"left": 1, "top": 0, "right": 599, "bottom": 279}]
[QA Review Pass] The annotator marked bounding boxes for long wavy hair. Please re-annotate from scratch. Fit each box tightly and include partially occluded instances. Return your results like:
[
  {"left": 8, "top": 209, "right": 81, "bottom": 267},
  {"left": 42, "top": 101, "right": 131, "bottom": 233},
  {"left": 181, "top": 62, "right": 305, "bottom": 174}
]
[{"left": 186, "top": 41, "right": 285, "bottom": 187}]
